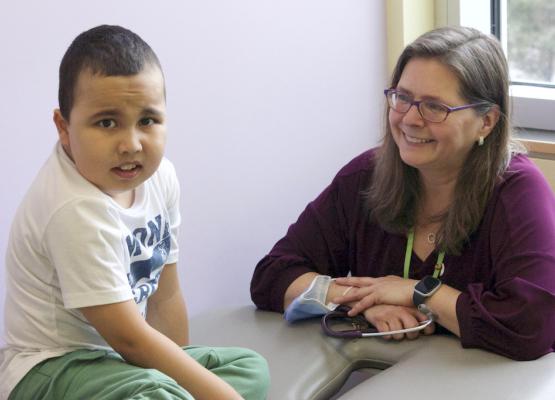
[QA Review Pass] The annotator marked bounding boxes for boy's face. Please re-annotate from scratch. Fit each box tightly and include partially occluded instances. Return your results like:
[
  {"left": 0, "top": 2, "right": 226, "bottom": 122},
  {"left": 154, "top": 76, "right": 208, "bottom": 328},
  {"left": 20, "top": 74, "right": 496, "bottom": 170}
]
[{"left": 54, "top": 65, "right": 167, "bottom": 206}]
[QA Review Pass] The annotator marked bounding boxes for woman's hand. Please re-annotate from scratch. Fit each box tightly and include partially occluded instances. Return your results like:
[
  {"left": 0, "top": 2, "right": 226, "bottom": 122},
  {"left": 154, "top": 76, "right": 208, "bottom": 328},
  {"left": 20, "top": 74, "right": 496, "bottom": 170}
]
[
  {"left": 332, "top": 275, "right": 418, "bottom": 316},
  {"left": 362, "top": 304, "right": 435, "bottom": 340}
]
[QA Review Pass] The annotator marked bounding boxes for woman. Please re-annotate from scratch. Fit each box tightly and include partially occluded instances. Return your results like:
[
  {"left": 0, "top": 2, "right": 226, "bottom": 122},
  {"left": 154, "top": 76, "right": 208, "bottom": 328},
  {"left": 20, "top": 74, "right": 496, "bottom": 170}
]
[{"left": 250, "top": 26, "right": 555, "bottom": 361}]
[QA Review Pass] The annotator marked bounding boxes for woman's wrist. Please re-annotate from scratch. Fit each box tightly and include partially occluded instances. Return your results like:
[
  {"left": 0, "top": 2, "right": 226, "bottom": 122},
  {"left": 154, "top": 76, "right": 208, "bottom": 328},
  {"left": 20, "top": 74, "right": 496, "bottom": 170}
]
[
  {"left": 326, "top": 281, "right": 354, "bottom": 306},
  {"left": 283, "top": 272, "right": 319, "bottom": 310}
]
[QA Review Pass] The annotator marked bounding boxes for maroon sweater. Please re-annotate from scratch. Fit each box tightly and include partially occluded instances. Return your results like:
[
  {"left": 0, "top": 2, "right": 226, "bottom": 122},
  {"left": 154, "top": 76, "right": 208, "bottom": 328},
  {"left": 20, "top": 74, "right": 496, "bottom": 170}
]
[{"left": 251, "top": 149, "right": 555, "bottom": 360}]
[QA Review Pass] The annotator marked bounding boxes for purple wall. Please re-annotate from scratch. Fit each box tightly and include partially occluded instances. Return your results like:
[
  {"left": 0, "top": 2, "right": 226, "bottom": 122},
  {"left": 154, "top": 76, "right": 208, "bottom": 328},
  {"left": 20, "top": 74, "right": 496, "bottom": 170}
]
[{"left": 0, "top": 0, "right": 387, "bottom": 342}]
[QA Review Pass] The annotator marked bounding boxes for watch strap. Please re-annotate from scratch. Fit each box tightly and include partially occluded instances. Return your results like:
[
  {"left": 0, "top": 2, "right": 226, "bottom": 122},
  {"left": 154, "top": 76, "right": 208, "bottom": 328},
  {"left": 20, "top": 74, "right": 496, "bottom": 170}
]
[{"left": 412, "top": 276, "right": 442, "bottom": 307}]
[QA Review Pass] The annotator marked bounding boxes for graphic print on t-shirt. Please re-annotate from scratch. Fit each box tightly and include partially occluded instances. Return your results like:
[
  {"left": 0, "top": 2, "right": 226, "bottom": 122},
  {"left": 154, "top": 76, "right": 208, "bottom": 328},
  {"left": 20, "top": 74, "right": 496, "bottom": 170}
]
[{"left": 125, "top": 214, "right": 171, "bottom": 310}]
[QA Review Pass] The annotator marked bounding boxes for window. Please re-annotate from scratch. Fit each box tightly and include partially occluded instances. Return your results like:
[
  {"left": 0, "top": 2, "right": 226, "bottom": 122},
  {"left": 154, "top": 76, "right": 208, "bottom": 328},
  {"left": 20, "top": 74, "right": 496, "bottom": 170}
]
[
  {"left": 496, "top": 0, "right": 554, "bottom": 88},
  {"left": 441, "top": 0, "right": 555, "bottom": 133},
  {"left": 493, "top": 0, "right": 554, "bottom": 132}
]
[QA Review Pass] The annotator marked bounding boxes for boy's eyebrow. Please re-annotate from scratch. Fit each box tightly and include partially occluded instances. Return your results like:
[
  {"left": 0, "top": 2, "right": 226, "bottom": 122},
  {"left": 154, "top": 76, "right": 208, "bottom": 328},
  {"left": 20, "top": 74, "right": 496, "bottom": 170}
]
[
  {"left": 89, "top": 109, "right": 122, "bottom": 120},
  {"left": 142, "top": 107, "right": 165, "bottom": 117},
  {"left": 88, "top": 107, "right": 165, "bottom": 121}
]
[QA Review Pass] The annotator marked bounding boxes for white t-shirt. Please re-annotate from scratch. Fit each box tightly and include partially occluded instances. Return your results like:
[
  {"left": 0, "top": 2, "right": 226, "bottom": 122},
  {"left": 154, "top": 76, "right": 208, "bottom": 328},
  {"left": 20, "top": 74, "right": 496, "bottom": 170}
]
[{"left": 0, "top": 143, "right": 181, "bottom": 399}]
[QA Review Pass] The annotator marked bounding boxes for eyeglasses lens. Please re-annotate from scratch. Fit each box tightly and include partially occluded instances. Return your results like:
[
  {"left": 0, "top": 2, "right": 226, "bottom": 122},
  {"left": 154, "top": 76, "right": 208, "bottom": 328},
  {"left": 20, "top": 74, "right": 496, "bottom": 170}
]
[
  {"left": 386, "top": 91, "right": 447, "bottom": 123},
  {"left": 420, "top": 102, "right": 448, "bottom": 122}
]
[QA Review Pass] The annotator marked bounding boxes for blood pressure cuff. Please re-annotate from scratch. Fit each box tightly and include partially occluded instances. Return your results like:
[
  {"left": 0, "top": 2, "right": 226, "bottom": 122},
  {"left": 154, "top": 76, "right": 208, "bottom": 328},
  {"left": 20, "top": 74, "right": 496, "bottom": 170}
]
[{"left": 284, "top": 275, "right": 339, "bottom": 323}]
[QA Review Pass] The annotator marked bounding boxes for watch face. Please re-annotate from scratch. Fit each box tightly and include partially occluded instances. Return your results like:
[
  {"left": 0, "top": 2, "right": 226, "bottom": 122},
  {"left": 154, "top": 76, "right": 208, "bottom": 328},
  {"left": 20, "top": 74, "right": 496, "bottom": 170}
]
[{"left": 419, "top": 276, "right": 441, "bottom": 293}]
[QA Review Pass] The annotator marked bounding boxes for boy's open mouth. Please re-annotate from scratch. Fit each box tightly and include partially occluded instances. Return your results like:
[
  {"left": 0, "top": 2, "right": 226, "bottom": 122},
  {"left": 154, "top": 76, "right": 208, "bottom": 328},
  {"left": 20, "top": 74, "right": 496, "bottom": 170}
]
[{"left": 112, "top": 163, "right": 142, "bottom": 178}]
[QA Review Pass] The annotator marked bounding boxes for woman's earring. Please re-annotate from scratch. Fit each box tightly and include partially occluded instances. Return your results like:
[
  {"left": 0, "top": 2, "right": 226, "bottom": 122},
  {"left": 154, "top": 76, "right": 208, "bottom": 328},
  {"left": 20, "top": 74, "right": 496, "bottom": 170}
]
[{"left": 478, "top": 136, "right": 484, "bottom": 146}]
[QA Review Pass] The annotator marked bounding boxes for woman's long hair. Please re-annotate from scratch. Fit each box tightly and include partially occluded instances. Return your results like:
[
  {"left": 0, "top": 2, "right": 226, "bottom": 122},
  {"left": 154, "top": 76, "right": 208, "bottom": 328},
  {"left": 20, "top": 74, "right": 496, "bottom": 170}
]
[{"left": 368, "top": 26, "right": 519, "bottom": 255}]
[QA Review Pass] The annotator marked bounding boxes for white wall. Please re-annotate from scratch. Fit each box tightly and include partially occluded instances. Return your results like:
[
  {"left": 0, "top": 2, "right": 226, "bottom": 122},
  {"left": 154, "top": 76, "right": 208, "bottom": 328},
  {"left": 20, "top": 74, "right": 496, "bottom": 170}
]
[{"left": 0, "top": 0, "right": 387, "bottom": 337}]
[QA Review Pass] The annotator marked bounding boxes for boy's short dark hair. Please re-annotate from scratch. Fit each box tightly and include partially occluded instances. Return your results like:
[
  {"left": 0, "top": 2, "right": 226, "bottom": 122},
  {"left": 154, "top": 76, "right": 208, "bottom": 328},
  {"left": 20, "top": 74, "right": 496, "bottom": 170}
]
[{"left": 58, "top": 25, "right": 163, "bottom": 120}]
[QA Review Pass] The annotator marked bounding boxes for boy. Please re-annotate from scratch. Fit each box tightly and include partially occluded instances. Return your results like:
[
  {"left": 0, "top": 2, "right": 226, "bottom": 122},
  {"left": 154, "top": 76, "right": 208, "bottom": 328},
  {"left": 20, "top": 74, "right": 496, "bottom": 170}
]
[{"left": 0, "top": 25, "right": 269, "bottom": 400}]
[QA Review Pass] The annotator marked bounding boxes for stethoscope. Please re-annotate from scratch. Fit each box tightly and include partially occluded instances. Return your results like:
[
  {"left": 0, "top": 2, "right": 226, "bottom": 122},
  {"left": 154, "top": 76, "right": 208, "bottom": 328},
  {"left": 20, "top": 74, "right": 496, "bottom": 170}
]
[{"left": 321, "top": 305, "right": 434, "bottom": 338}]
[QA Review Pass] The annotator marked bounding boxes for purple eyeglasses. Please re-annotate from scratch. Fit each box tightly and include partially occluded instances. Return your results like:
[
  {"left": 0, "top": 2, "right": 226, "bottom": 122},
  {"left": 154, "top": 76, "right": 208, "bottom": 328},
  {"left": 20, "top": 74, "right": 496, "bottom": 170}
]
[{"left": 384, "top": 88, "right": 491, "bottom": 123}]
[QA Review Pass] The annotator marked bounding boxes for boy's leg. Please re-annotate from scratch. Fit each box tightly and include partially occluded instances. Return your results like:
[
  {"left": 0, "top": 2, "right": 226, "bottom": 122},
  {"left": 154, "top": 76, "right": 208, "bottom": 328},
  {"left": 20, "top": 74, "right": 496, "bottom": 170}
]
[
  {"left": 185, "top": 346, "right": 270, "bottom": 400},
  {"left": 9, "top": 349, "right": 193, "bottom": 400}
]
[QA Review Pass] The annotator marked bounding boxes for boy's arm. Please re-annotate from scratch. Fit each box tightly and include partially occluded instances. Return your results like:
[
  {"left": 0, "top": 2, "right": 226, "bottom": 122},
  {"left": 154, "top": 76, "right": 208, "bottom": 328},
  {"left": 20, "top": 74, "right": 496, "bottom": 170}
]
[
  {"left": 146, "top": 263, "right": 189, "bottom": 346},
  {"left": 80, "top": 299, "right": 242, "bottom": 399}
]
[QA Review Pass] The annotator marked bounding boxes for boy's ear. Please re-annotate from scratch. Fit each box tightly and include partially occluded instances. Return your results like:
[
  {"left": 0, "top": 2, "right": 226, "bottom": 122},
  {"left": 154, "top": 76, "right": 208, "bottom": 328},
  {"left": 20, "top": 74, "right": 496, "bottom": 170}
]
[
  {"left": 53, "top": 109, "right": 70, "bottom": 149},
  {"left": 479, "top": 105, "right": 501, "bottom": 139}
]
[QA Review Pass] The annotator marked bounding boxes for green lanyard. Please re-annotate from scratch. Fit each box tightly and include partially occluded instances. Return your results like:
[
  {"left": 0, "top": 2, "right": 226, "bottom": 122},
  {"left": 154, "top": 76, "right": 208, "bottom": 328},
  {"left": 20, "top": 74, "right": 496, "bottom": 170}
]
[{"left": 403, "top": 229, "right": 445, "bottom": 279}]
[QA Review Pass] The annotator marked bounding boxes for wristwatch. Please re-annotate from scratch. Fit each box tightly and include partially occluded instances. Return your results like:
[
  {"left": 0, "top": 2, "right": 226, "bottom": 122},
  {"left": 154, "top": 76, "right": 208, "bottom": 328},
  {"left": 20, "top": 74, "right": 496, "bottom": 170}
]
[{"left": 412, "top": 275, "right": 442, "bottom": 308}]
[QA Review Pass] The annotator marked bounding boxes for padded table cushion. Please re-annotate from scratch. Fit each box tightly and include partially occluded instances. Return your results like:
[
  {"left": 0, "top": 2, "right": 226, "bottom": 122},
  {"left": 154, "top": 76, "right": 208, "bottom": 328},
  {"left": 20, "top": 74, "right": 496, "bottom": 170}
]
[{"left": 190, "top": 306, "right": 555, "bottom": 400}]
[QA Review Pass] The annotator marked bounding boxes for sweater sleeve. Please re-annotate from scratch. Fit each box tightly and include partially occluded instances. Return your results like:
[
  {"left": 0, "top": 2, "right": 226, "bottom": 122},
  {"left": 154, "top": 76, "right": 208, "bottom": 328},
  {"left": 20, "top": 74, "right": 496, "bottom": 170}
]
[
  {"left": 457, "top": 158, "right": 555, "bottom": 360},
  {"left": 250, "top": 152, "right": 372, "bottom": 312}
]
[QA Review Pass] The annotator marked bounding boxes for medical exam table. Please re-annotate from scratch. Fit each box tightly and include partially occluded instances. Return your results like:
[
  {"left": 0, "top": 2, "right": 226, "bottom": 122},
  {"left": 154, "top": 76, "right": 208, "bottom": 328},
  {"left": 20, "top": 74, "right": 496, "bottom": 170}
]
[{"left": 191, "top": 305, "right": 555, "bottom": 400}]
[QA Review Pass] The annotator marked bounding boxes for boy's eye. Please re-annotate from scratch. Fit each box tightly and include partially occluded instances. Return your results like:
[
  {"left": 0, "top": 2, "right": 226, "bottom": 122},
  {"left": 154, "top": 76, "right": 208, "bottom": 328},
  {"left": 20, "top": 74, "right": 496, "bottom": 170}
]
[
  {"left": 139, "top": 117, "right": 156, "bottom": 126},
  {"left": 97, "top": 119, "right": 116, "bottom": 128}
]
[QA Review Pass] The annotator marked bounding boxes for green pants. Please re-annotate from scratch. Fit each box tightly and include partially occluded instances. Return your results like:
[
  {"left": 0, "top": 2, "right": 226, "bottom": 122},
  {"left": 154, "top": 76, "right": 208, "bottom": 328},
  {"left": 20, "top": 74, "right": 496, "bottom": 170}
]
[{"left": 9, "top": 346, "right": 269, "bottom": 400}]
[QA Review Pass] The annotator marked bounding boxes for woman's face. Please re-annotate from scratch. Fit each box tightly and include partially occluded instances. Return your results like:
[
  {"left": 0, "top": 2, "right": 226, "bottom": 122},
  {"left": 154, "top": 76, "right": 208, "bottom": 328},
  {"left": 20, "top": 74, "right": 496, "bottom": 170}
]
[{"left": 389, "top": 57, "right": 489, "bottom": 180}]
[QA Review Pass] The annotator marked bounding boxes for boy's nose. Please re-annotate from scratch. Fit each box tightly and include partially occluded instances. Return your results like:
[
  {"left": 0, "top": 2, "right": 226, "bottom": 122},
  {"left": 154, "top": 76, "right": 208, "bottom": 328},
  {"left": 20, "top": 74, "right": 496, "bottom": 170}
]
[{"left": 118, "top": 130, "right": 143, "bottom": 154}]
